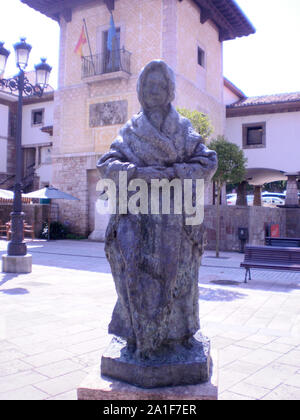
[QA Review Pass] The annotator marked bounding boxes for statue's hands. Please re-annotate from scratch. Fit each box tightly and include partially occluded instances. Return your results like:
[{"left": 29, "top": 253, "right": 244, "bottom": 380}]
[{"left": 136, "top": 166, "right": 175, "bottom": 180}]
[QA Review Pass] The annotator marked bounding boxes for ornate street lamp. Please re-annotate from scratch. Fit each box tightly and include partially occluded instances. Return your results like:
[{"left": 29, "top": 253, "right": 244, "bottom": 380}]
[
  {"left": 13, "top": 38, "right": 32, "bottom": 70},
  {"left": 35, "top": 58, "right": 52, "bottom": 89},
  {"left": 0, "top": 42, "right": 10, "bottom": 75},
  {"left": 0, "top": 38, "right": 52, "bottom": 272}
]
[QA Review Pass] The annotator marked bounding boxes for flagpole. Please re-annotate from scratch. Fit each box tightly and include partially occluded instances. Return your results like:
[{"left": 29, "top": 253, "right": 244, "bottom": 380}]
[{"left": 83, "top": 18, "right": 96, "bottom": 75}]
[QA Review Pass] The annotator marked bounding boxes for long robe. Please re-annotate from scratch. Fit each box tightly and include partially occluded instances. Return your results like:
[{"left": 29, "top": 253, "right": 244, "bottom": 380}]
[{"left": 97, "top": 106, "right": 217, "bottom": 357}]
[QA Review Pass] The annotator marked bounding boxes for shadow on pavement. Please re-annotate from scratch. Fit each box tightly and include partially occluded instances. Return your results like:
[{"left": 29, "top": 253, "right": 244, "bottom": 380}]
[
  {"left": 0, "top": 240, "right": 111, "bottom": 274},
  {"left": 0, "top": 272, "right": 21, "bottom": 287},
  {"left": 198, "top": 286, "right": 247, "bottom": 302},
  {"left": 0, "top": 272, "right": 29, "bottom": 295},
  {"left": 0, "top": 287, "right": 29, "bottom": 295}
]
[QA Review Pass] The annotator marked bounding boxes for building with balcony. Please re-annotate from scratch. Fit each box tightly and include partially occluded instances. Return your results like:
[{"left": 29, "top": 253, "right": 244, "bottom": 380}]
[
  {"left": 0, "top": 72, "right": 54, "bottom": 193},
  {"left": 21, "top": 0, "right": 254, "bottom": 237}
]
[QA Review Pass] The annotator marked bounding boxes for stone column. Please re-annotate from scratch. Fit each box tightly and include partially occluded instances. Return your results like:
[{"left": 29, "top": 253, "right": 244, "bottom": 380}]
[
  {"left": 253, "top": 185, "right": 262, "bottom": 206},
  {"left": 236, "top": 181, "right": 248, "bottom": 206},
  {"left": 285, "top": 174, "right": 299, "bottom": 207},
  {"left": 89, "top": 199, "right": 110, "bottom": 241}
]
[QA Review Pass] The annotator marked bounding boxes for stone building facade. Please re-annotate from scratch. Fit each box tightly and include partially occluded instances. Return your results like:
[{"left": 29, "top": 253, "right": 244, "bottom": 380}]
[{"left": 22, "top": 0, "right": 254, "bottom": 237}]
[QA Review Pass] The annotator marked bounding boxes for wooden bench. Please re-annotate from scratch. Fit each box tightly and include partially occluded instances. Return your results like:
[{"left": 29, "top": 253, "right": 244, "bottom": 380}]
[
  {"left": 241, "top": 245, "right": 300, "bottom": 283},
  {"left": 0, "top": 220, "right": 8, "bottom": 238},
  {"left": 265, "top": 237, "right": 300, "bottom": 247},
  {"left": 6, "top": 221, "right": 35, "bottom": 241},
  {"left": 24, "top": 223, "right": 35, "bottom": 240}
]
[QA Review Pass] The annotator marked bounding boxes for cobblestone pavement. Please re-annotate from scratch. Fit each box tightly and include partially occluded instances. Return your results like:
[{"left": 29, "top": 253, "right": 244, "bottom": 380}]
[{"left": 0, "top": 239, "right": 299, "bottom": 400}]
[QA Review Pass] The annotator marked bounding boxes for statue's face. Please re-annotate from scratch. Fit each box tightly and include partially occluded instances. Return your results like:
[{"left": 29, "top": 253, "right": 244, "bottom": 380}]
[{"left": 143, "top": 70, "right": 169, "bottom": 109}]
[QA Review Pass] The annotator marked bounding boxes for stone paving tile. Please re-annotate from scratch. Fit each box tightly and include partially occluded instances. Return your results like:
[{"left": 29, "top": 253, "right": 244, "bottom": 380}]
[
  {"left": 70, "top": 349, "right": 104, "bottom": 369},
  {"left": 0, "top": 359, "right": 34, "bottom": 376},
  {"left": 0, "top": 385, "right": 49, "bottom": 400},
  {"left": 1, "top": 240, "right": 300, "bottom": 400},
  {"left": 244, "top": 333, "right": 278, "bottom": 345},
  {"left": 275, "top": 350, "right": 300, "bottom": 367},
  {"left": 233, "top": 339, "right": 264, "bottom": 350},
  {"left": 34, "top": 359, "right": 86, "bottom": 379},
  {"left": 221, "top": 360, "right": 262, "bottom": 376},
  {"left": 21, "top": 349, "right": 75, "bottom": 369},
  {"left": 284, "top": 373, "right": 300, "bottom": 388},
  {"left": 0, "top": 371, "right": 48, "bottom": 394},
  {"left": 228, "top": 381, "right": 271, "bottom": 400},
  {"left": 65, "top": 338, "right": 109, "bottom": 356},
  {"left": 33, "top": 369, "right": 87, "bottom": 397},
  {"left": 219, "top": 390, "right": 255, "bottom": 400},
  {"left": 243, "top": 367, "right": 288, "bottom": 390},
  {"left": 218, "top": 370, "right": 250, "bottom": 393},
  {"left": 218, "top": 345, "right": 252, "bottom": 368},
  {"left": 262, "top": 342, "right": 295, "bottom": 354},
  {"left": 0, "top": 348, "right": 28, "bottom": 363},
  {"left": 48, "top": 389, "right": 77, "bottom": 400},
  {"left": 240, "top": 348, "right": 282, "bottom": 366},
  {"left": 262, "top": 384, "right": 300, "bottom": 400}
]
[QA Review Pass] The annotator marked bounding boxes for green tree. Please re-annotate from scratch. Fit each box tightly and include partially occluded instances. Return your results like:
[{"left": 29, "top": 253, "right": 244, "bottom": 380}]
[
  {"left": 177, "top": 108, "right": 214, "bottom": 142},
  {"left": 209, "top": 135, "right": 247, "bottom": 257}
]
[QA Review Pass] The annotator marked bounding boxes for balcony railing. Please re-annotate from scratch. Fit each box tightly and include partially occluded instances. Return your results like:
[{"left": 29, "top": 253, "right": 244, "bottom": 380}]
[{"left": 82, "top": 48, "right": 131, "bottom": 79}]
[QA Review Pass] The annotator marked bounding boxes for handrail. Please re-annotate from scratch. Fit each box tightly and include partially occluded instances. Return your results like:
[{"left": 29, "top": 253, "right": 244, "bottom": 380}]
[{"left": 82, "top": 48, "right": 131, "bottom": 78}]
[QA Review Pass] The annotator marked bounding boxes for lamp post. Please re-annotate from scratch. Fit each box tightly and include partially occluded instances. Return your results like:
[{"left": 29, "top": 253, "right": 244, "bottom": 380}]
[{"left": 0, "top": 38, "right": 51, "bottom": 273}]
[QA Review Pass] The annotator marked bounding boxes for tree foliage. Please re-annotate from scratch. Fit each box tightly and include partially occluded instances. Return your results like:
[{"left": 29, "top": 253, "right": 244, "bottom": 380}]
[
  {"left": 177, "top": 108, "right": 214, "bottom": 143},
  {"left": 209, "top": 135, "right": 247, "bottom": 187},
  {"left": 209, "top": 135, "right": 247, "bottom": 258}
]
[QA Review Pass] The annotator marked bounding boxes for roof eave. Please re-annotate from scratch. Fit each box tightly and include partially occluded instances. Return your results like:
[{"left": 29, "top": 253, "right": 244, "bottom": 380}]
[
  {"left": 21, "top": 0, "right": 256, "bottom": 40},
  {"left": 226, "top": 101, "right": 300, "bottom": 117}
]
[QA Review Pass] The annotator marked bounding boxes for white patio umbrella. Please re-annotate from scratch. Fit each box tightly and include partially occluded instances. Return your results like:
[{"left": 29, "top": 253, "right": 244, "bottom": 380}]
[
  {"left": 24, "top": 186, "right": 79, "bottom": 201},
  {"left": 0, "top": 189, "right": 14, "bottom": 199},
  {"left": 24, "top": 186, "right": 79, "bottom": 240}
]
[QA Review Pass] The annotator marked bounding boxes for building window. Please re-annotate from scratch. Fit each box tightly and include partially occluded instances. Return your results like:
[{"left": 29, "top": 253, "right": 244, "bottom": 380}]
[
  {"left": 242, "top": 122, "right": 266, "bottom": 149},
  {"left": 9, "top": 110, "right": 17, "bottom": 137},
  {"left": 103, "top": 28, "right": 121, "bottom": 73},
  {"left": 197, "top": 46, "right": 205, "bottom": 68},
  {"left": 31, "top": 109, "right": 44, "bottom": 126}
]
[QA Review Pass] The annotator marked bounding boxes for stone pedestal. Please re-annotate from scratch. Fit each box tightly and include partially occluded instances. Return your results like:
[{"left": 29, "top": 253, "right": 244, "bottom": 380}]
[
  {"left": 101, "top": 334, "right": 211, "bottom": 388},
  {"left": 2, "top": 254, "right": 32, "bottom": 273},
  {"left": 88, "top": 199, "right": 110, "bottom": 242},
  {"left": 77, "top": 350, "right": 218, "bottom": 400}
]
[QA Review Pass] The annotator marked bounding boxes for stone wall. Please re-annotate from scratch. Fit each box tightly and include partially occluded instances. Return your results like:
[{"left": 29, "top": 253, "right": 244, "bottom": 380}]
[
  {"left": 52, "top": 154, "right": 99, "bottom": 236},
  {"left": 204, "top": 205, "right": 287, "bottom": 251},
  {"left": 0, "top": 203, "right": 50, "bottom": 237},
  {"left": 248, "top": 206, "right": 286, "bottom": 245}
]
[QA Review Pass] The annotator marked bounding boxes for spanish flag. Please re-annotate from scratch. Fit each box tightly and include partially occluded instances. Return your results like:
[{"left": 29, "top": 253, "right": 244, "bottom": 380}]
[{"left": 74, "top": 25, "right": 87, "bottom": 57}]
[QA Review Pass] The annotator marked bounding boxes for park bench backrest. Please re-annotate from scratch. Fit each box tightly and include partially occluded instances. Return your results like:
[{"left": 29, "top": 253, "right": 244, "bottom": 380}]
[
  {"left": 265, "top": 237, "right": 300, "bottom": 247},
  {"left": 244, "top": 245, "right": 300, "bottom": 265}
]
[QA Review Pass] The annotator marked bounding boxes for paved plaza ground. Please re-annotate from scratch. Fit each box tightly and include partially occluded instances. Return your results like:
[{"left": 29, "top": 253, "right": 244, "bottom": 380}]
[{"left": 0, "top": 238, "right": 299, "bottom": 400}]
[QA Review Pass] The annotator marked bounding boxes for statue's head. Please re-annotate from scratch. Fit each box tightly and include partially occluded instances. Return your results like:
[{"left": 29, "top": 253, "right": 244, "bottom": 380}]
[{"left": 137, "top": 60, "right": 175, "bottom": 111}]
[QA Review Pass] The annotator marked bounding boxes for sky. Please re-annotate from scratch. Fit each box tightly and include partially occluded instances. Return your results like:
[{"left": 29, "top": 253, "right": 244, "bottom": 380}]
[
  {"left": 1, "top": 0, "right": 60, "bottom": 88},
  {"left": 223, "top": 0, "right": 300, "bottom": 97},
  {"left": 1, "top": 0, "right": 300, "bottom": 97}
]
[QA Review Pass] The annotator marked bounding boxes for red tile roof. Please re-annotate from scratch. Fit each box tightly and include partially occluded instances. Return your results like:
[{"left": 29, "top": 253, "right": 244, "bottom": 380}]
[{"left": 227, "top": 92, "right": 300, "bottom": 108}]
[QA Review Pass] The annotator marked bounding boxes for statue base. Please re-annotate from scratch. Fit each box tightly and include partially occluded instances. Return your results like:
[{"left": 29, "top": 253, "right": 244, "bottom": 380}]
[
  {"left": 100, "top": 332, "right": 211, "bottom": 389},
  {"left": 77, "top": 348, "right": 217, "bottom": 400}
]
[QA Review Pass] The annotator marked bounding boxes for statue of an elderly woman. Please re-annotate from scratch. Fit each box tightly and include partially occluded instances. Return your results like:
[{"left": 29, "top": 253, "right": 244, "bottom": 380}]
[{"left": 97, "top": 60, "right": 217, "bottom": 388}]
